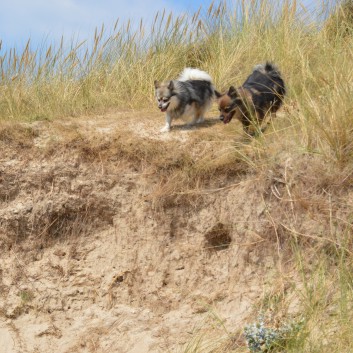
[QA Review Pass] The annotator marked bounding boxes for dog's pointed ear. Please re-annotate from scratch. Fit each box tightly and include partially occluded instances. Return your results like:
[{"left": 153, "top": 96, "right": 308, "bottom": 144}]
[
  {"left": 227, "top": 86, "right": 238, "bottom": 98},
  {"left": 214, "top": 90, "right": 222, "bottom": 98},
  {"left": 154, "top": 80, "right": 160, "bottom": 89},
  {"left": 167, "top": 80, "right": 174, "bottom": 90}
]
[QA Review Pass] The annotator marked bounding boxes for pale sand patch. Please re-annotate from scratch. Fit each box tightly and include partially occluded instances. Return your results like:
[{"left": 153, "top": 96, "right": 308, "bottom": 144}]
[
  {"left": 0, "top": 324, "right": 17, "bottom": 353},
  {"left": 0, "top": 110, "right": 299, "bottom": 353}
]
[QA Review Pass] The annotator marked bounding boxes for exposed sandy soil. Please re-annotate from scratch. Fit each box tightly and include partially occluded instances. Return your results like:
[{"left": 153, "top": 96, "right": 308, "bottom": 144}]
[{"left": 0, "top": 110, "right": 316, "bottom": 352}]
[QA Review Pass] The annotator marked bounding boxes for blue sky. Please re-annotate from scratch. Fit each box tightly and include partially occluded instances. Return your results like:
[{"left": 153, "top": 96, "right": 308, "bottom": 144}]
[
  {"left": 0, "top": 0, "right": 336, "bottom": 52},
  {"left": 0, "top": 0, "right": 216, "bottom": 51}
]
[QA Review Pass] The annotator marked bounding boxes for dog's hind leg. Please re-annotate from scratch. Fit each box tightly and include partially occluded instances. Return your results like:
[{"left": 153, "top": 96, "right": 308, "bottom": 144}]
[
  {"left": 242, "top": 113, "right": 261, "bottom": 136},
  {"left": 185, "top": 103, "right": 200, "bottom": 127},
  {"left": 188, "top": 115, "right": 198, "bottom": 126},
  {"left": 260, "top": 107, "right": 277, "bottom": 133},
  {"left": 196, "top": 115, "right": 205, "bottom": 124},
  {"left": 195, "top": 106, "right": 207, "bottom": 124},
  {"left": 188, "top": 113, "right": 204, "bottom": 127},
  {"left": 260, "top": 113, "right": 274, "bottom": 133}
]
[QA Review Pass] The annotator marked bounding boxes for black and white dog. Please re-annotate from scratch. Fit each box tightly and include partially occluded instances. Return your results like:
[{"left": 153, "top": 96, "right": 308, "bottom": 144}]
[{"left": 154, "top": 68, "right": 215, "bottom": 132}]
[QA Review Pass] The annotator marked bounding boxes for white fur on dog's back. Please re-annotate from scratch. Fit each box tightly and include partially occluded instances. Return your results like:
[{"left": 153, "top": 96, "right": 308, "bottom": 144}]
[{"left": 178, "top": 68, "right": 213, "bottom": 83}]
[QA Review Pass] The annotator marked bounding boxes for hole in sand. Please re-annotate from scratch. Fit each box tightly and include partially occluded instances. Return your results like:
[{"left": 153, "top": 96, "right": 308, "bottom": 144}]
[{"left": 204, "top": 222, "right": 232, "bottom": 251}]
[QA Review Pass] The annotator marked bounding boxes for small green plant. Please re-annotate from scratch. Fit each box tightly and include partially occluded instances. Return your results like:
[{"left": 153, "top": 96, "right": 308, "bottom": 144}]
[
  {"left": 244, "top": 315, "right": 304, "bottom": 352},
  {"left": 19, "top": 290, "right": 34, "bottom": 304}
]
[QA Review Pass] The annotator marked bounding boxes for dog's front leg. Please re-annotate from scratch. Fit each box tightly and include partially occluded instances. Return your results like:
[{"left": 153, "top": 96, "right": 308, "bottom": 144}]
[{"left": 160, "top": 114, "right": 172, "bottom": 132}]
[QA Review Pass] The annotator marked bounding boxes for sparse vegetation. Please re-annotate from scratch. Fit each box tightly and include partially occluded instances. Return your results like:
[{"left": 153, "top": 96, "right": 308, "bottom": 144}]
[
  {"left": 244, "top": 315, "right": 305, "bottom": 352},
  {"left": 19, "top": 290, "right": 34, "bottom": 304},
  {"left": 1, "top": 0, "right": 353, "bottom": 352}
]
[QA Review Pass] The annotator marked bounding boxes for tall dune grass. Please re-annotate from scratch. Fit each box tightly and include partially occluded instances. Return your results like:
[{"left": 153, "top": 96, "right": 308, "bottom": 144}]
[{"left": 0, "top": 0, "right": 350, "bottom": 122}]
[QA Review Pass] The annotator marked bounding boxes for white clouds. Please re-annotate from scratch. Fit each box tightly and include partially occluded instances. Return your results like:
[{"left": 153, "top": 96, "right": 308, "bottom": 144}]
[{"left": 0, "top": 0, "right": 184, "bottom": 49}]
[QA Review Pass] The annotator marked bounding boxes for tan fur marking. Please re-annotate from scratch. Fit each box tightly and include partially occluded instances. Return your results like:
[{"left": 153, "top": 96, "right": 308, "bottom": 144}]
[{"left": 249, "top": 88, "right": 261, "bottom": 96}]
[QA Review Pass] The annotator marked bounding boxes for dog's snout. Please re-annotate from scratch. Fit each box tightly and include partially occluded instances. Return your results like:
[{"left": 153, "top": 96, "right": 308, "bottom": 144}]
[{"left": 219, "top": 115, "right": 224, "bottom": 121}]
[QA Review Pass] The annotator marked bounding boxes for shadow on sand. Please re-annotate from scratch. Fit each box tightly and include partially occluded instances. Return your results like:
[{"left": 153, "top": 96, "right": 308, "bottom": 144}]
[{"left": 170, "top": 117, "right": 221, "bottom": 131}]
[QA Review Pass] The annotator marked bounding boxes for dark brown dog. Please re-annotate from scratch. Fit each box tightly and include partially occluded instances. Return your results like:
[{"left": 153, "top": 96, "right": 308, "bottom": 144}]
[{"left": 215, "top": 62, "right": 286, "bottom": 134}]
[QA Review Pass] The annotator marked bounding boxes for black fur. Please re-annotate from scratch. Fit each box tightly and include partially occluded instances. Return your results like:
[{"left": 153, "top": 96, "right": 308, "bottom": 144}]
[
  {"left": 171, "top": 79, "right": 214, "bottom": 117},
  {"left": 176, "top": 80, "right": 213, "bottom": 104},
  {"left": 216, "top": 62, "right": 286, "bottom": 134},
  {"left": 243, "top": 62, "right": 286, "bottom": 116}
]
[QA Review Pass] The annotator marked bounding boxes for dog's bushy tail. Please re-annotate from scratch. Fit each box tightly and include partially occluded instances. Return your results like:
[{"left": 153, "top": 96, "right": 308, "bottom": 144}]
[
  {"left": 254, "top": 62, "right": 286, "bottom": 96},
  {"left": 253, "top": 62, "right": 281, "bottom": 77},
  {"left": 178, "top": 68, "right": 213, "bottom": 83}
]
